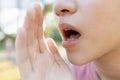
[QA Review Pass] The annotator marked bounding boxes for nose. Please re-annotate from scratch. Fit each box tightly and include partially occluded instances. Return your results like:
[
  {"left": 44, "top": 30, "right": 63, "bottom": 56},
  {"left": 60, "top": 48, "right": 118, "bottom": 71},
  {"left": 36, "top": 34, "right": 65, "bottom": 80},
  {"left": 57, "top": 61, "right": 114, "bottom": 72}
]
[{"left": 53, "top": 0, "right": 77, "bottom": 16}]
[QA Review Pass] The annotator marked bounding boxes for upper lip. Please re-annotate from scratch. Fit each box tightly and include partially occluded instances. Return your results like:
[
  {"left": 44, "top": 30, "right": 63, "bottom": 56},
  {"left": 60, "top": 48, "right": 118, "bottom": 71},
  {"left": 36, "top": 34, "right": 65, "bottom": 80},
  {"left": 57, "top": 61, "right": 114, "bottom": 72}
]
[{"left": 58, "top": 23, "right": 81, "bottom": 40}]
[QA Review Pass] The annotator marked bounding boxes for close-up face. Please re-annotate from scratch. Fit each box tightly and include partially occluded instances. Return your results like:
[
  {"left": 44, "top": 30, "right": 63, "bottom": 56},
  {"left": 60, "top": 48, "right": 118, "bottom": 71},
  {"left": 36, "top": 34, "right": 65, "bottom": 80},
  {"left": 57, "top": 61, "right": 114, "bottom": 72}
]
[{"left": 53, "top": 0, "right": 120, "bottom": 65}]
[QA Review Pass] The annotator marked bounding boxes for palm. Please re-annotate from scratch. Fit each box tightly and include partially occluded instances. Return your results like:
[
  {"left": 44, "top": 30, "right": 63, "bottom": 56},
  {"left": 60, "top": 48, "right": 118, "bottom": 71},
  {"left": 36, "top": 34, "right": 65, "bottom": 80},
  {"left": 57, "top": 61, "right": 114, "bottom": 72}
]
[{"left": 15, "top": 4, "right": 74, "bottom": 80}]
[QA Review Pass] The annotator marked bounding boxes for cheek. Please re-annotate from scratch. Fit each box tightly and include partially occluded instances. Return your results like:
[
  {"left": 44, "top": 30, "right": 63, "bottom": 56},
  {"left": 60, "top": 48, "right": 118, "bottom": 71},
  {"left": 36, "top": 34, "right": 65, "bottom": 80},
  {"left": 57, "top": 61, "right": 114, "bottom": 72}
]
[
  {"left": 80, "top": 0, "right": 120, "bottom": 49},
  {"left": 82, "top": 17, "right": 120, "bottom": 62}
]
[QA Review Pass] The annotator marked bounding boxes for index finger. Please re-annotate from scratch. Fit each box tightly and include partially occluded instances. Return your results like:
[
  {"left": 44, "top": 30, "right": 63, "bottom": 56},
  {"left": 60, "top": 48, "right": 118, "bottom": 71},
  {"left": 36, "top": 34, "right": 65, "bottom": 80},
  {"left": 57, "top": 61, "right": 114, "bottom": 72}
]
[{"left": 34, "top": 4, "right": 48, "bottom": 53}]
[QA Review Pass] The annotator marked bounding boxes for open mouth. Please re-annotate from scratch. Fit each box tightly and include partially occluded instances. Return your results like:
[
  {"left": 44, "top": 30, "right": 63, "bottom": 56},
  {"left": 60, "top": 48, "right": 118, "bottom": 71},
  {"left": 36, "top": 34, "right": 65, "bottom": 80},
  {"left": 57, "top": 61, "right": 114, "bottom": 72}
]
[
  {"left": 59, "top": 23, "right": 81, "bottom": 42},
  {"left": 64, "top": 29, "right": 80, "bottom": 41}
]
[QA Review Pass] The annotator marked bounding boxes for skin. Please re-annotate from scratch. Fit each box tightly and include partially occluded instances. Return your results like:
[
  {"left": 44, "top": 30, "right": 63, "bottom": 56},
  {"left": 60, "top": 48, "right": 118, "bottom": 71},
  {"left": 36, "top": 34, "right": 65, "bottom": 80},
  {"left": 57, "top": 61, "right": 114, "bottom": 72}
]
[
  {"left": 15, "top": 5, "right": 74, "bottom": 80},
  {"left": 53, "top": 0, "right": 120, "bottom": 80},
  {"left": 15, "top": 0, "right": 120, "bottom": 80}
]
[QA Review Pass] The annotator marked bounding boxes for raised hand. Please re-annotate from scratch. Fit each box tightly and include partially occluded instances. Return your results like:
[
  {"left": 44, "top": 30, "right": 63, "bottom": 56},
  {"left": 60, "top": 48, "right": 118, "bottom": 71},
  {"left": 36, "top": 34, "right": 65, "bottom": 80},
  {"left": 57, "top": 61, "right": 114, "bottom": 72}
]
[{"left": 15, "top": 4, "right": 74, "bottom": 80}]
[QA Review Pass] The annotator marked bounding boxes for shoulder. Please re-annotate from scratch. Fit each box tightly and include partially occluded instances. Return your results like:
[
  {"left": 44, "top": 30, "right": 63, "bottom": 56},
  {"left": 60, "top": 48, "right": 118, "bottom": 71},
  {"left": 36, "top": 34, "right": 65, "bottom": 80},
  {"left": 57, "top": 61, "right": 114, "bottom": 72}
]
[{"left": 70, "top": 62, "right": 99, "bottom": 80}]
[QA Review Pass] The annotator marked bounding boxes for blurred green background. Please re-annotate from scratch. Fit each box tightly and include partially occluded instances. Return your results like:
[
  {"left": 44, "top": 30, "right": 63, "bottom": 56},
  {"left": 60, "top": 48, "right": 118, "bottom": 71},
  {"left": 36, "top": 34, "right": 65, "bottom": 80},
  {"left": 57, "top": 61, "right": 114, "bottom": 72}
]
[{"left": 0, "top": 0, "right": 64, "bottom": 80}]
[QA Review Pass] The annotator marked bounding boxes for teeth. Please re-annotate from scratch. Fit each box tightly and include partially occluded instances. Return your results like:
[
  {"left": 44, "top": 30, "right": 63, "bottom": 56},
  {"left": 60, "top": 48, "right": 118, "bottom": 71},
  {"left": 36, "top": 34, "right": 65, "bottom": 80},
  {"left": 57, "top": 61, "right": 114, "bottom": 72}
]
[
  {"left": 64, "top": 28, "right": 68, "bottom": 31},
  {"left": 70, "top": 34, "right": 80, "bottom": 39},
  {"left": 66, "top": 35, "right": 76, "bottom": 41},
  {"left": 66, "top": 34, "right": 80, "bottom": 41},
  {"left": 64, "top": 28, "right": 72, "bottom": 31},
  {"left": 66, "top": 38, "right": 75, "bottom": 41}
]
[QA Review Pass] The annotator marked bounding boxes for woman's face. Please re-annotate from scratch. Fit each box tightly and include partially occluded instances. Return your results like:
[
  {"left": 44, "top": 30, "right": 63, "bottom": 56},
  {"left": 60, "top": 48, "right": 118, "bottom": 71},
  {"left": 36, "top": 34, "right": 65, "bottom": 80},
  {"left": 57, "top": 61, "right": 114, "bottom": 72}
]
[{"left": 53, "top": 0, "right": 120, "bottom": 65}]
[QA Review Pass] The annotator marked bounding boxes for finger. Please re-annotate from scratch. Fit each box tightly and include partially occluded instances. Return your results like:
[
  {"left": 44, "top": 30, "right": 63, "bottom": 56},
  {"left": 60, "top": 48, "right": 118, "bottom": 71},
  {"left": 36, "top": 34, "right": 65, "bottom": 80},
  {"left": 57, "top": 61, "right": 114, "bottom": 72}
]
[
  {"left": 15, "top": 27, "right": 33, "bottom": 79},
  {"left": 33, "top": 4, "right": 44, "bottom": 54},
  {"left": 24, "top": 6, "right": 40, "bottom": 62},
  {"left": 47, "top": 38, "right": 65, "bottom": 65},
  {"left": 34, "top": 4, "right": 48, "bottom": 53}
]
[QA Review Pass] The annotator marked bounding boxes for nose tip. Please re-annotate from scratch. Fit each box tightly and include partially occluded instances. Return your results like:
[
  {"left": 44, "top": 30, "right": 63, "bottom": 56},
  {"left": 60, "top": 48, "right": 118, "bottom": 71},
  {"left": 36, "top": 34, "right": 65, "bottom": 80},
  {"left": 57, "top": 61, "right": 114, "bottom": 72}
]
[{"left": 53, "top": 0, "right": 77, "bottom": 16}]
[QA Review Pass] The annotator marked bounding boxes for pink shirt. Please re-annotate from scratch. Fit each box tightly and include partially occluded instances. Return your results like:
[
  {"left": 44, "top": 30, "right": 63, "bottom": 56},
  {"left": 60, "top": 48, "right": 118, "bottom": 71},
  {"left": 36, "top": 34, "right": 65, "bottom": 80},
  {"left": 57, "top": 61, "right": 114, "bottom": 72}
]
[{"left": 71, "top": 62, "right": 100, "bottom": 80}]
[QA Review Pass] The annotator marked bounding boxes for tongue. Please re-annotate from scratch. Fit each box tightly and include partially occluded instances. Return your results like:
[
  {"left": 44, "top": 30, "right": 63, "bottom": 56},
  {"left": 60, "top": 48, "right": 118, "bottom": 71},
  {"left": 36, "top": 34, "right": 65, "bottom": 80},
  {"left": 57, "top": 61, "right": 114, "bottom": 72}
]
[
  {"left": 67, "top": 34, "right": 80, "bottom": 41},
  {"left": 63, "top": 34, "right": 80, "bottom": 48}
]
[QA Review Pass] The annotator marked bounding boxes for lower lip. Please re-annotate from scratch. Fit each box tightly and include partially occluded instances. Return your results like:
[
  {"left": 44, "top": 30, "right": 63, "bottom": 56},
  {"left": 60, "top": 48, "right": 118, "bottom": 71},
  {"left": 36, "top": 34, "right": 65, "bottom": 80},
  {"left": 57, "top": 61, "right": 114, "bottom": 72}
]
[{"left": 62, "top": 39, "right": 79, "bottom": 48}]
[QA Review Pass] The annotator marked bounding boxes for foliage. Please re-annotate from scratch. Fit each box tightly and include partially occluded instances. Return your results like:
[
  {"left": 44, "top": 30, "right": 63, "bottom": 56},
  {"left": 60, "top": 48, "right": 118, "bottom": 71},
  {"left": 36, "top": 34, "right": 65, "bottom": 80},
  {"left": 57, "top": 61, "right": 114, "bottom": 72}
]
[
  {"left": 49, "top": 28, "right": 62, "bottom": 45},
  {"left": 0, "top": 32, "right": 15, "bottom": 51},
  {"left": 43, "top": 4, "right": 52, "bottom": 16}
]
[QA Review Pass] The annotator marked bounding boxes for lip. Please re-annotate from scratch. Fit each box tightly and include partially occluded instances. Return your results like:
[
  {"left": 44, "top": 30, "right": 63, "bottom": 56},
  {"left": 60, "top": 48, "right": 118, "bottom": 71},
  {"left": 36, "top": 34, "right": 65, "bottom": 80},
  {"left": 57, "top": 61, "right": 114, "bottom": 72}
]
[{"left": 59, "top": 23, "right": 81, "bottom": 48}]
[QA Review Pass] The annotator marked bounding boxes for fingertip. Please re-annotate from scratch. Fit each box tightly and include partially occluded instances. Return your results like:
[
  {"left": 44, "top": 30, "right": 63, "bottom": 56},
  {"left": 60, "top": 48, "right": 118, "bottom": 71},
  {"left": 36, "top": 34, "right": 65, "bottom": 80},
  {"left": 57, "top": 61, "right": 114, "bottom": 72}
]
[
  {"left": 30, "top": 2, "right": 43, "bottom": 17},
  {"left": 24, "top": 6, "right": 35, "bottom": 30},
  {"left": 47, "top": 38, "right": 56, "bottom": 47},
  {"left": 33, "top": 3, "right": 42, "bottom": 10},
  {"left": 46, "top": 38, "right": 58, "bottom": 54},
  {"left": 33, "top": 3, "right": 43, "bottom": 26},
  {"left": 46, "top": 38, "right": 65, "bottom": 65},
  {"left": 31, "top": 2, "right": 43, "bottom": 10}
]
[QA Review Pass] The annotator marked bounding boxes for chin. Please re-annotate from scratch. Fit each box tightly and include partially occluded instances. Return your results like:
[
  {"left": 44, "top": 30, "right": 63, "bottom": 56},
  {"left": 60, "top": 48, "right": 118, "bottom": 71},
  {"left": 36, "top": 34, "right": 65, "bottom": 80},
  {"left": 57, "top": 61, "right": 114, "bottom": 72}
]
[
  {"left": 65, "top": 47, "right": 104, "bottom": 66},
  {"left": 65, "top": 51, "right": 92, "bottom": 66}
]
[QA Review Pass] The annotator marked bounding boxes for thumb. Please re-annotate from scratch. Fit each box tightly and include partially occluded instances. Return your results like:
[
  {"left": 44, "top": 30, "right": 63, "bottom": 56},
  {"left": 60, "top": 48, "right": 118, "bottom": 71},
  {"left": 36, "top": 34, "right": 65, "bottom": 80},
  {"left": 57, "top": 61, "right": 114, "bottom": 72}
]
[{"left": 47, "top": 38, "right": 65, "bottom": 65}]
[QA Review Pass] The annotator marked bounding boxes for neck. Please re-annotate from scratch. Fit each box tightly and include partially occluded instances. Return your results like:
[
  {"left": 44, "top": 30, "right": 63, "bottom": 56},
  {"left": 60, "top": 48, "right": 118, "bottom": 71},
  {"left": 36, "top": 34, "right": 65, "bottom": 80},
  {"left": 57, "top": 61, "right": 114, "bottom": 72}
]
[{"left": 94, "top": 48, "right": 120, "bottom": 80}]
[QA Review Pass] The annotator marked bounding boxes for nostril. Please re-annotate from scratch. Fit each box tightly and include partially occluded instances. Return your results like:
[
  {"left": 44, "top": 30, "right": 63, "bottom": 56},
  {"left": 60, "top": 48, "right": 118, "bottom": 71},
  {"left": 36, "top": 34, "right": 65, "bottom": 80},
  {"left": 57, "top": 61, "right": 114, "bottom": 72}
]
[
  {"left": 61, "top": 9, "right": 69, "bottom": 13},
  {"left": 54, "top": 1, "right": 77, "bottom": 16},
  {"left": 55, "top": 9, "right": 70, "bottom": 16}
]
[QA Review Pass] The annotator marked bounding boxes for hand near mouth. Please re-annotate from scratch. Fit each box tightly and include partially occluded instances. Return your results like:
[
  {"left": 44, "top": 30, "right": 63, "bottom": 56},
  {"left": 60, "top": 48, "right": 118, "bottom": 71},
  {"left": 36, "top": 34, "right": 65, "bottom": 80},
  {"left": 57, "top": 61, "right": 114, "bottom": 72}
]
[{"left": 15, "top": 4, "right": 74, "bottom": 80}]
